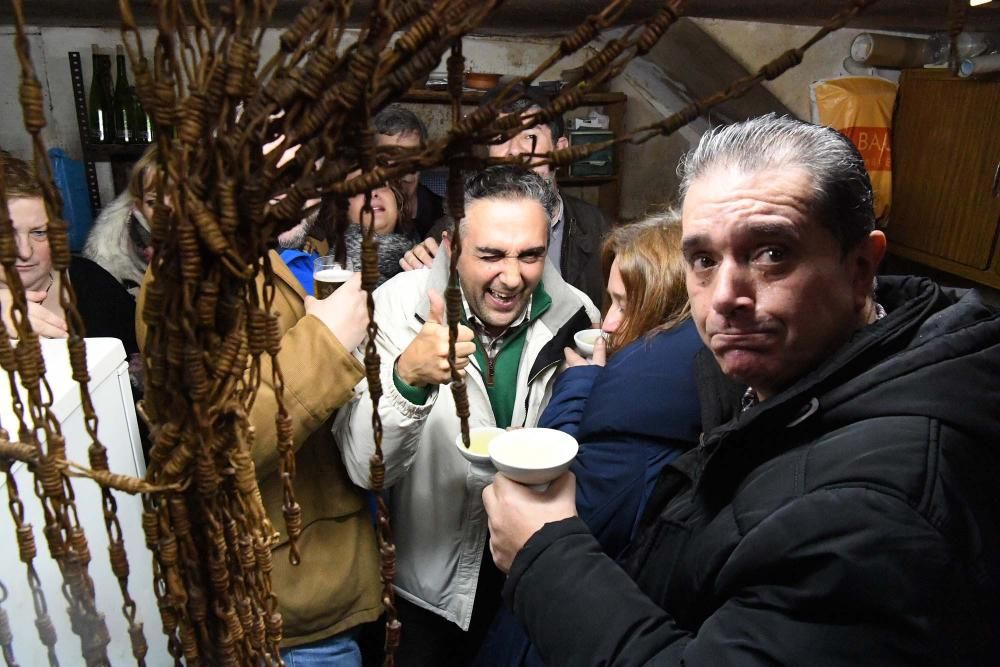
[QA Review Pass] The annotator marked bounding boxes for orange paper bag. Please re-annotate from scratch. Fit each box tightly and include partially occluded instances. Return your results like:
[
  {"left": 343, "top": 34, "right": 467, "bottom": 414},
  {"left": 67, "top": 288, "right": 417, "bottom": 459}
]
[{"left": 811, "top": 76, "right": 898, "bottom": 223}]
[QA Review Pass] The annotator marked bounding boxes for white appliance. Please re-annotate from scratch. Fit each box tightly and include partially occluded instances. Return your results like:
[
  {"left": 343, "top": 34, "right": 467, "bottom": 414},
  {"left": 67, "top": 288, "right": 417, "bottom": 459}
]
[{"left": 0, "top": 338, "right": 169, "bottom": 665}]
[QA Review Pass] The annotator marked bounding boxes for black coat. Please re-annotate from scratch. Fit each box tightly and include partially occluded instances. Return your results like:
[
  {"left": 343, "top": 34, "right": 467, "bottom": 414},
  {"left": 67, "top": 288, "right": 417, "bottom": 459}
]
[
  {"left": 68, "top": 255, "right": 138, "bottom": 354},
  {"left": 559, "top": 193, "right": 611, "bottom": 309},
  {"left": 503, "top": 275, "right": 1000, "bottom": 666}
]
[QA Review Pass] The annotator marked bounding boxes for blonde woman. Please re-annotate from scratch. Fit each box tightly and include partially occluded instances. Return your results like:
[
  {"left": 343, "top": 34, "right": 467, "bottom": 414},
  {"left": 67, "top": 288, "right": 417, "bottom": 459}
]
[{"left": 83, "top": 145, "right": 159, "bottom": 298}]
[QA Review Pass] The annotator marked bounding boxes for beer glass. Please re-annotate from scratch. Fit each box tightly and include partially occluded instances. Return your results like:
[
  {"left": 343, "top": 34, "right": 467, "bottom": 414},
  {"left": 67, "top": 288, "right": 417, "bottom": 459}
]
[{"left": 313, "top": 256, "right": 353, "bottom": 299}]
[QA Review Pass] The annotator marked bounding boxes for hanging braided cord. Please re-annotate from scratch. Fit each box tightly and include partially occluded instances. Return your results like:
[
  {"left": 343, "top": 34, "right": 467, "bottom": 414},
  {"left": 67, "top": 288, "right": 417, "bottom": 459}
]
[
  {"left": 0, "top": 580, "right": 18, "bottom": 667},
  {"left": 121, "top": 0, "right": 293, "bottom": 661},
  {"left": 0, "top": 0, "right": 885, "bottom": 664},
  {"left": 5, "top": 2, "right": 115, "bottom": 664},
  {"left": 0, "top": 164, "right": 60, "bottom": 667},
  {"left": 445, "top": 38, "right": 473, "bottom": 449},
  {"left": 354, "top": 0, "right": 405, "bottom": 660}
]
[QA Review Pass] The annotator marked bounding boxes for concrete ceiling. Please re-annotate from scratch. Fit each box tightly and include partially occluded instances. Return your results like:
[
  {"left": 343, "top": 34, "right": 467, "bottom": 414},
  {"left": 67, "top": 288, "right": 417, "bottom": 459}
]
[{"left": 3, "top": 0, "right": 999, "bottom": 33}]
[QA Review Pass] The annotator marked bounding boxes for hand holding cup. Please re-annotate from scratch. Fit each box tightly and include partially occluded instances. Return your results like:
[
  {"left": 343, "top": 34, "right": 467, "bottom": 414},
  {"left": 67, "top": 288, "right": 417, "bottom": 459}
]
[
  {"left": 304, "top": 272, "right": 369, "bottom": 351},
  {"left": 564, "top": 329, "right": 608, "bottom": 368},
  {"left": 313, "top": 255, "right": 354, "bottom": 299}
]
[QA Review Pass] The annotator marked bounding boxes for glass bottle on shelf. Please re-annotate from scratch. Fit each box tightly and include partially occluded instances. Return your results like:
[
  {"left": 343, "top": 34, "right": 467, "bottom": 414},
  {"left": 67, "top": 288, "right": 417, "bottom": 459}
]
[
  {"left": 957, "top": 32, "right": 1000, "bottom": 59},
  {"left": 87, "top": 46, "right": 113, "bottom": 144},
  {"left": 112, "top": 45, "right": 134, "bottom": 144},
  {"left": 923, "top": 32, "right": 950, "bottom": 66},
  {"left": 129, "top": 86, "right": 154, "bottom": 144},
  {"left": 924, "top": 31, "right": 1000, "bottom": 66},
  {"left": 849, "top": 33, "right": 927, "bottom": 69}
]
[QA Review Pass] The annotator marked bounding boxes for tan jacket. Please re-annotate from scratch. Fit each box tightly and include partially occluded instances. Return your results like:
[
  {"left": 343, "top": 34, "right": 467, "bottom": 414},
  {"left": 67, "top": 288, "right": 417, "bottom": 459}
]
[{"left": 138, "top": 245, "right": 381, "bottom": 647}]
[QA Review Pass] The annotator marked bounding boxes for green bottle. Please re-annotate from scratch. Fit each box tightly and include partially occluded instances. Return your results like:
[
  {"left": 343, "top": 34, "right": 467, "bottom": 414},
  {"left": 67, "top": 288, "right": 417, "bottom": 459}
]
[
  {"left": 129, "top": 86, "right": 153, "bottom": 144},
  {"left": 112, "top": 45, "right": 133, "bottom": 143},
  {"left": 87, "top": 46, "right": 113, "bottom": 144}
]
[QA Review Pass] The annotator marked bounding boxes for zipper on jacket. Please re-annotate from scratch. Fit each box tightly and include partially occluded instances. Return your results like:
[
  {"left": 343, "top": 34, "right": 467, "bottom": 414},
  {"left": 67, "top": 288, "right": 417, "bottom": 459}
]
[
  {"left": 520, "top": 384, "right": 533, "bottom": 427},
  {"left": 562, "top": 208, "right": 574, "bottom": 275}
]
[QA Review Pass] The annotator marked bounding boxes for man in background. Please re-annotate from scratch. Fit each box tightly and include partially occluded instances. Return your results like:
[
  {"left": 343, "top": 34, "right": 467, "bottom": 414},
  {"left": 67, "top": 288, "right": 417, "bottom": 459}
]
[
  {"left": 399, "top": 86, "right": 611, "bottom": 309},
  {"left": 375, "top": 104, "right": 443, "bottom": 239}
]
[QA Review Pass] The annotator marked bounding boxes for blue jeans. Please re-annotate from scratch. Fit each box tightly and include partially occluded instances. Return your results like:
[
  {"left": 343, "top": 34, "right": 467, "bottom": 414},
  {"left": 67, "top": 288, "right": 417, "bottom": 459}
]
[{"left": 280, "top": 629, "right": 362, "bottom": 666}]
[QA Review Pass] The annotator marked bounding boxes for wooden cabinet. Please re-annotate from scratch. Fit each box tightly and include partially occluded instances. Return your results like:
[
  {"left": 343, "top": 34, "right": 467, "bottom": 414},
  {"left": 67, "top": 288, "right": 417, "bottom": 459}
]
[
  {"left": 888, "top": 69, "right": 1000, "bottom": 288},
  {"left": 398, "top": 88, "right": 627, "bottom": 221}
]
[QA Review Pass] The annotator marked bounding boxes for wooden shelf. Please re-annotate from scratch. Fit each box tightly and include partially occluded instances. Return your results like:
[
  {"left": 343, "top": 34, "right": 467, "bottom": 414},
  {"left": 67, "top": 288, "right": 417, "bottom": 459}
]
[{"left": 82, "top": 143, "right": 151, "bottom": 161}]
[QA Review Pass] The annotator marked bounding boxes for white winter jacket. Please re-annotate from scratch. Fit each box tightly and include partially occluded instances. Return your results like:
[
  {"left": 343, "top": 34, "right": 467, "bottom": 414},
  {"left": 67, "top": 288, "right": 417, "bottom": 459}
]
[{"left": 336, "top": 252, "right": 598, "bottom": 630}]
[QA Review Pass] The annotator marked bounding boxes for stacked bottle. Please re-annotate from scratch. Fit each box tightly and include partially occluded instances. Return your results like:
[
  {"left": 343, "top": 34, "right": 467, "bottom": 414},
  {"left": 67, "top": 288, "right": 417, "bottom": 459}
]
[
  {"left": 849, "top": 33, "right": 927, "bottom": 69},
  {"left": 112, "top": 46, "right": 134, "bottom": 143},
  {"left": 92, "top": 45, "right": 155, "bottom": 145},
  {"left": 924, "top": 31, "right": 1000, "bottom": 69},
  {"left": 956, "top": 32, "right": 1000, "bottom": 78},
  {"left": 87, "top": 45, "right": 113, "bottom": 144},
  {"left": 130, "top": 82, "right": 155, "bottom": 143}
]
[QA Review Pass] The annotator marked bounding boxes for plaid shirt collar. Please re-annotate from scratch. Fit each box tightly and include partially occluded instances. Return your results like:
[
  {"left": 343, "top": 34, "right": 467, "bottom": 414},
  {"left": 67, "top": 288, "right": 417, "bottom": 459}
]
[{"left": 463, "top": 292, "right": 533, "bottom": 354}]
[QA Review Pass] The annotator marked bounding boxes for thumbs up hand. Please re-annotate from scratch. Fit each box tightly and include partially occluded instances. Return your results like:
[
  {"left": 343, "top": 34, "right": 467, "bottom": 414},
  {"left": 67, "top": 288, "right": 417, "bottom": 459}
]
[
  {"left": 396, "top": 289, "right": 477, "bottom": 387},
  {"left": 425, "top": 288, "right": 447, "bottom": 325}
]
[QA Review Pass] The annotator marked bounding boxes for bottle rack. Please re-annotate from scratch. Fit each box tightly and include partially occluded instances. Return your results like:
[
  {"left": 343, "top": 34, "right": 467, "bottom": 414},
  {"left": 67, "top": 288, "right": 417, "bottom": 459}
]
[{"left": 68, "top": 51, "right": 150, "bottom": 217}]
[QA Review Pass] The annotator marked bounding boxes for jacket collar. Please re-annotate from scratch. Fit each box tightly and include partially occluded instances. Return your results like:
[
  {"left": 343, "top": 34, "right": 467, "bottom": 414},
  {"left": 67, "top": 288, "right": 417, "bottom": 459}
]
[
  {"left": 695, "top": 276, "right": 949, "bottom": 489},
  {"left": 413, "top": 249, "right": 591, "bottom": 387},
  {"left": 269, "top": 236, "right": 330, "bottom": 300},
  {"left": 415, "top": 248, "right": 585, "bottom": 333}
]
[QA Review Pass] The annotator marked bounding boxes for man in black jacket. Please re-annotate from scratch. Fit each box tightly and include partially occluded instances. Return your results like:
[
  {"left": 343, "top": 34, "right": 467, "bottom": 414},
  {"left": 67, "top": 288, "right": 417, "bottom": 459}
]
[
  {"left": 483, "top": 114, "right": 1000, "bottom": 665},
  {"left": 398, "top": 86, "right": 611, "bottom": 308}
]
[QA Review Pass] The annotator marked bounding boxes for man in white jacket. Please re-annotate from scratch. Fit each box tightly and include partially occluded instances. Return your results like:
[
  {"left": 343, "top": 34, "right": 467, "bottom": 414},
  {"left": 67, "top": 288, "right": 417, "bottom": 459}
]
[{"left": 336, "top": 165, "right": 599, "bottom": 665}]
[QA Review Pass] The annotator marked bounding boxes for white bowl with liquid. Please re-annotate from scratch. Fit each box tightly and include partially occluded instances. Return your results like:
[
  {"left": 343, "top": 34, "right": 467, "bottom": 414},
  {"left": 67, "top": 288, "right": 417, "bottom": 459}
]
[
  {"left": 454, "top": 426, "right": 505, "bottom": 465},
  {"left": 573, "top": 328, "right": 606, "bottom": 357},
  {"left": 488, "top": 428, "right": 579, "bottom": 486}
]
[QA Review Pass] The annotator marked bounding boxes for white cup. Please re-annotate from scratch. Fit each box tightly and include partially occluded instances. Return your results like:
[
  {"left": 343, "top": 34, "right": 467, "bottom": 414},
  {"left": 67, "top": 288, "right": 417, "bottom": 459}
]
[
  {"left": 455, "top": 426, "right": 504, "bottom": 468},
  {"left": 573, "top": 328, "right": 606, "bottom": 358},
  {"left": 488, "top": 427, "right": 578, "bottom": 490}
]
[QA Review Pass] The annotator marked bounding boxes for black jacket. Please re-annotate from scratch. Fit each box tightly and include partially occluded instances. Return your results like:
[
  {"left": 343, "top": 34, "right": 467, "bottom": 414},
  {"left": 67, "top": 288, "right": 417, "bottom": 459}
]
[
  {"left": 413, "top": 183, "right": 444, "bottom": 239},
  {"left": 559, "top": 193, "right": 610, "bottom": 309},
  {"left": 69, "top": 255, "right": 138, "bottom": 354},
  {"left": 503, "top": 276, "right": 1000, "bottom": 666}
]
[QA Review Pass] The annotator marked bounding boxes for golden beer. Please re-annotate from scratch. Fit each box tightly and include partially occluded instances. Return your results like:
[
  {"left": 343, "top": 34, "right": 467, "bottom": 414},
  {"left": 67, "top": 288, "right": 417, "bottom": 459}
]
[{"left": 313, "top": 267, "right": 351, "bottom": 299}]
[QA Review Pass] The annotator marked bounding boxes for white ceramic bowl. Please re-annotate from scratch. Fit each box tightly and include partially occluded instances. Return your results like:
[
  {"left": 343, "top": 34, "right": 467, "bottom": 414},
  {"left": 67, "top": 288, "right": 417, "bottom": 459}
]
[
  {"left": 455, "top": 426, "right": 505, "bottom": 465},
  {"left": 488, "top": 428, "right": 579, "bottom": 486},
  {"left": 573, "top": 328, "right": 605, "bottom": 357}
]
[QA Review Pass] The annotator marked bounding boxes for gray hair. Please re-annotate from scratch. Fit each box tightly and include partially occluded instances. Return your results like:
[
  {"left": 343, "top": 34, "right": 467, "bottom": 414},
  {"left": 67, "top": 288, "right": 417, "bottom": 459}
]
[
  {"left": 374, "top": 104, "right": 428, "bottom": 144},
  {"left": 677, "top": 114, "right": 876, "bottom": 254},
  {"left": 463, "top": 165, "right": 559, "bottom": 226}
]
